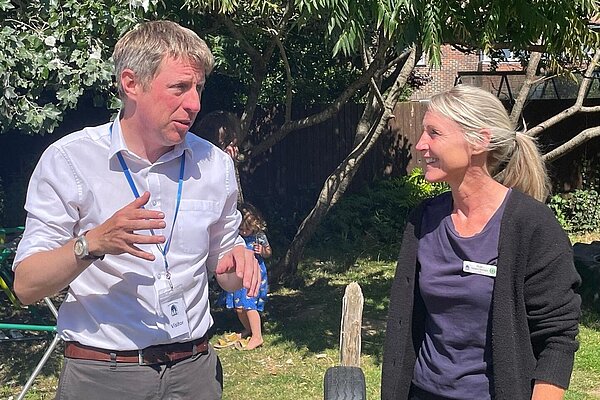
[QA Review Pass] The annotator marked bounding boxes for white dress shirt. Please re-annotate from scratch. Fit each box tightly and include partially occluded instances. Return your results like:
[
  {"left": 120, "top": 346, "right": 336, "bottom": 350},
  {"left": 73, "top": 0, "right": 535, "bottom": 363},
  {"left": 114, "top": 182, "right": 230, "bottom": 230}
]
[{"left": 14, "top": 119, "right": 242, "bottom": 350}]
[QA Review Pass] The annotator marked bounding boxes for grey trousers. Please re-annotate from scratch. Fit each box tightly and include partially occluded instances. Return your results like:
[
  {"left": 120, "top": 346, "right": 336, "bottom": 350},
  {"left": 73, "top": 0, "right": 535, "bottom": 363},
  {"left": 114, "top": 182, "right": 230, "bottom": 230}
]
[{"left": 55, "top": 345, "right": 223, "bottom": 400}]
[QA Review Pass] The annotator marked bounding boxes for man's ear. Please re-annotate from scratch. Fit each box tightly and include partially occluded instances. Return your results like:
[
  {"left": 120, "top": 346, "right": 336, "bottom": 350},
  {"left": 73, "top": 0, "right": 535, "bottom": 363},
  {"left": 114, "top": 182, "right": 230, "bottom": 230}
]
[
  {"left": 120, "top": 69, "right": 139, "bottom": 99},
  {"left": 472, "top": 128, "right": 492, "bottom": 155}
]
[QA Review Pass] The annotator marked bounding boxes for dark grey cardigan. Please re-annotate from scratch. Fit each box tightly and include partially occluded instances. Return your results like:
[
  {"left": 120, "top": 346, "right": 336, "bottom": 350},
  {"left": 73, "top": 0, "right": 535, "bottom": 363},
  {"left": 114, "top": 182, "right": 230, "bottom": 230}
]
[{"left": 381, "top": 190, "right": 581, "bottom": 400}]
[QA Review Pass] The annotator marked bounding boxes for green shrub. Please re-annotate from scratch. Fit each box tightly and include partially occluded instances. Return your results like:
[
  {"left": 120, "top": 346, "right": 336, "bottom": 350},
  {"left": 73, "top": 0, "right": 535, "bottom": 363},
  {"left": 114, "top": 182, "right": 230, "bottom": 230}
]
[
  {"left": 310, "top": 168, "right": 448, "bottom": 260},
  {"left": 548, "top": 189, "right": 600, "bottom": 233}
]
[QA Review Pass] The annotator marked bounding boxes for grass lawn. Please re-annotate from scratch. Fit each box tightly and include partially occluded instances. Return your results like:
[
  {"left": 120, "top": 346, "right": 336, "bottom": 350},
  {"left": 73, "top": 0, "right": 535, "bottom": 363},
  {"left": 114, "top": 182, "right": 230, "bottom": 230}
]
[{"left": 1, "top": 234, "right": 599, "bottom": 399}]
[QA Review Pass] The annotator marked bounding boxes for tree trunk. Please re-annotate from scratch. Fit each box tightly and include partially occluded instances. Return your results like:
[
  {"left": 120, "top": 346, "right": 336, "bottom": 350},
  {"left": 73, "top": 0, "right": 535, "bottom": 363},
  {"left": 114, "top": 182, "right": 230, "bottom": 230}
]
[
  {"left": 272, "top": 113, "right": 377, "bottom": 282},
  {"left": 272, "top": 48, "right": 416, "bottom": 282}
]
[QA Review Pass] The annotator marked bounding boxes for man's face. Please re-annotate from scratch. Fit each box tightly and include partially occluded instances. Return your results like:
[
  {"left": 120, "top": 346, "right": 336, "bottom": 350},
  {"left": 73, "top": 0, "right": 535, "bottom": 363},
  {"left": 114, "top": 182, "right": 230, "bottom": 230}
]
[{"left": 135, "top": 57, "right": 205, "bottom": 150}]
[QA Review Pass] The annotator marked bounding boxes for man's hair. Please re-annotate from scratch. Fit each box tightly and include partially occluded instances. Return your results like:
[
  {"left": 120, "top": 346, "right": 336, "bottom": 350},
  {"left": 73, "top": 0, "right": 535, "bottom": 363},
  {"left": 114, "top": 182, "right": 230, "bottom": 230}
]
[{"left": 113, "top": 20, "right": 215, "bottom": 99}]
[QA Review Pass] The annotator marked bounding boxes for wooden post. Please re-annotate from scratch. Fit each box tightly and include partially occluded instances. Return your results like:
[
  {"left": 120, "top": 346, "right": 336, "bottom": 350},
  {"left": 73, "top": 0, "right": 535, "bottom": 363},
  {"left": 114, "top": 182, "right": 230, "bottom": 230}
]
[{"left": 339, "top": 282, "right": 364, "bottom": 367}]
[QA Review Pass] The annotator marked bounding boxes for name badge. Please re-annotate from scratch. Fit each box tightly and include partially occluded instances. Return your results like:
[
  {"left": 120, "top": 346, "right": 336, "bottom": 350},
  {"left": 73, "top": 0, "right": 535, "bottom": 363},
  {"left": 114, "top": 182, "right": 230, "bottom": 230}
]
[
  {"left": 158, "top": 284, "right": 191, "bottom": 339},
  {"left": 462, "top": 260, "right": 497, "bottom": 277}
]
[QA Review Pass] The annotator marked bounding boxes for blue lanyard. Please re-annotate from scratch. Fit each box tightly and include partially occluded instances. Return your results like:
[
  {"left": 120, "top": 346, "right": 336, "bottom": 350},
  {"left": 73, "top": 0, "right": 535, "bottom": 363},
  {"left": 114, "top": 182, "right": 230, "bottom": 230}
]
[{"left": 116, "top": 150, "right": 185, "bottom": 280}]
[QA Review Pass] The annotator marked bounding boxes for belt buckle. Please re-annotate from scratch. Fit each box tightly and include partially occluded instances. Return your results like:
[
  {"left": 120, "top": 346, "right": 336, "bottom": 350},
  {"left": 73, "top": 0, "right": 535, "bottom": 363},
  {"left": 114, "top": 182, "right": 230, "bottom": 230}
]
[{"left": 138, "top": 349, "right": 147, "bottom": 366}]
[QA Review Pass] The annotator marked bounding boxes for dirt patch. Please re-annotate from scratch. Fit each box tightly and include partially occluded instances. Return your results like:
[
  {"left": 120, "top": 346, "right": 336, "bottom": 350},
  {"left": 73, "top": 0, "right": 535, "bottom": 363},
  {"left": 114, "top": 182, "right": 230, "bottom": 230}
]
[{"left": 588, "top": 387, "right": 600, "bottom": 399}]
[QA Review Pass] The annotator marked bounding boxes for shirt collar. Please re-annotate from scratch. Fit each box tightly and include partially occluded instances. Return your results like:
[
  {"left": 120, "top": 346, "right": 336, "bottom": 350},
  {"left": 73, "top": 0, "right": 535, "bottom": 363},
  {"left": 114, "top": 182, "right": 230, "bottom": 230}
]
[{"left": 108, "top": 114, "right": 193, "bottom": 165}]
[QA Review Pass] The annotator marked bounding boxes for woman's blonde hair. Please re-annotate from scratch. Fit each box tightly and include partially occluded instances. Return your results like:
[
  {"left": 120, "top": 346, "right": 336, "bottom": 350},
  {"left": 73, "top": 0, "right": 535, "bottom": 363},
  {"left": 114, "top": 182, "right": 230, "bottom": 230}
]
[
  {"left": 113, "top": 20, "right": 214, "bottom": 100},
  {"left": 428, "top": 85, "right": 550, "bottom": 201}
]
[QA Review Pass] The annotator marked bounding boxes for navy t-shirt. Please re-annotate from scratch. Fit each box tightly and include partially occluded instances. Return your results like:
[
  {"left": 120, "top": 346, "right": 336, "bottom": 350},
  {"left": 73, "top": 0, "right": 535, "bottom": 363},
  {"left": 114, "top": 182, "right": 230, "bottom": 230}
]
[{"left": 412, "top": 190, "right": 510, "bottom": 399}]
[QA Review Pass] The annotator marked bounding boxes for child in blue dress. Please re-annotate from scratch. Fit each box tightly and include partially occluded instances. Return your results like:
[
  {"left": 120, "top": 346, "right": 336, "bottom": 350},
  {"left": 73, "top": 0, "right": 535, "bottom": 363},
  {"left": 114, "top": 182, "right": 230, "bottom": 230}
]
[{"left": 221, "top": 203, "right": 270, "bottom": 350}]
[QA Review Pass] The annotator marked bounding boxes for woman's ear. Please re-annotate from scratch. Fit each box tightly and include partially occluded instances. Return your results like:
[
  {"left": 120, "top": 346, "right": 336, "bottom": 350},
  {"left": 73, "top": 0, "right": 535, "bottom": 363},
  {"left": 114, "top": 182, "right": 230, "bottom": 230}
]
[{"left": 471, "top": 128, "right": 492, "bottom": 155}]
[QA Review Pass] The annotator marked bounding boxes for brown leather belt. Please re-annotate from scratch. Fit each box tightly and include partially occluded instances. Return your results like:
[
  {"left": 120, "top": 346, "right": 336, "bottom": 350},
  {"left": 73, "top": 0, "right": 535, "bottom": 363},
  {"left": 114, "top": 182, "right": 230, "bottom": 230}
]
[{"left": 64, "top": 336, "right": 209, "bottom": 366}]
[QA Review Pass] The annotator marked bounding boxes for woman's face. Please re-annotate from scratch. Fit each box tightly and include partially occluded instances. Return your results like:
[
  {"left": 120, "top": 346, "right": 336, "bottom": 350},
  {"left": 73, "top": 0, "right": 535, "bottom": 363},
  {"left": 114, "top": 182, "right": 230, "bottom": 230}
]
[{"left": 415, "top": 110, "right": 474, "bottom": 186}]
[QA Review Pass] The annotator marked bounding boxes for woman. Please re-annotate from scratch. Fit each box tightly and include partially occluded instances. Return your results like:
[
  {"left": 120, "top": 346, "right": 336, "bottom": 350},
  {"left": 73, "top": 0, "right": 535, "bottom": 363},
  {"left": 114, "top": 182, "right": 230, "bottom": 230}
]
[{"left": 381, "top": 85, "right": 581, "bottom": 400}]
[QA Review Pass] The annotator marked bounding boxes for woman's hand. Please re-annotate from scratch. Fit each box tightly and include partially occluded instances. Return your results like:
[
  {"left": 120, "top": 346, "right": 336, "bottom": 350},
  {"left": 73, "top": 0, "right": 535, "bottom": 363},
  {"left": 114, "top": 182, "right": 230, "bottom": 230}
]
[{"left": 531, "top": 380, "right": 565, "bottom": 400}]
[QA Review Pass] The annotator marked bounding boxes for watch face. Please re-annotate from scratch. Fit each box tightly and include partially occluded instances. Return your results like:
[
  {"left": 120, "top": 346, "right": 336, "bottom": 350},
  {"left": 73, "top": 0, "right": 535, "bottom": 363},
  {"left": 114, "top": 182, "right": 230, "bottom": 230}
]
[{"left": 74, "top": 237, "right": 86, "bottom": 257}]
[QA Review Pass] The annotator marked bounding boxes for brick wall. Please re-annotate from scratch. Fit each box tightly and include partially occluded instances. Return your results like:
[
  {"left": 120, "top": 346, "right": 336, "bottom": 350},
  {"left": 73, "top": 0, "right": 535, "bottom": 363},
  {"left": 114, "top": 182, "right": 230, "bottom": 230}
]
[{"left": 410, "top": 45, "right": 525, "bottom": 100}]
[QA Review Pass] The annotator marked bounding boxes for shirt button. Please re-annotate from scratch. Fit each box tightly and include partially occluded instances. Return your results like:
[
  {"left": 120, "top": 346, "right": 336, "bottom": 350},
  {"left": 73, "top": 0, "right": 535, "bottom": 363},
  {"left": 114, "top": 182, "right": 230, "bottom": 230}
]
[{"left": 152, "top": 200, "right": 158, "bottom": 206}]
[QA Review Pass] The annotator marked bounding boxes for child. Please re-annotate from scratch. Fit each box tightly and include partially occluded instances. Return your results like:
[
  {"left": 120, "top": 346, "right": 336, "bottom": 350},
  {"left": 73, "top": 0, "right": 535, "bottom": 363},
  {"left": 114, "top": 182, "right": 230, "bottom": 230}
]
[
  {"left": 194, "top": 110, "right": 244, "bottom": 203},
  {"left": 194, "top": 110, "right": 240, "bottom": 160},
  {"left": 220, "top": 203, "right": 270, "bottom": 350}
]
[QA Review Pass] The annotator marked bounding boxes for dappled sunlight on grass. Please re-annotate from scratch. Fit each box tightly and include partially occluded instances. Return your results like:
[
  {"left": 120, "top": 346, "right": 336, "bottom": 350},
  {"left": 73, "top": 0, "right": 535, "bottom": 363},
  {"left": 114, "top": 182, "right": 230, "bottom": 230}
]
[{"left": 2, "top": 255, "right": 599, "bottom": 399}]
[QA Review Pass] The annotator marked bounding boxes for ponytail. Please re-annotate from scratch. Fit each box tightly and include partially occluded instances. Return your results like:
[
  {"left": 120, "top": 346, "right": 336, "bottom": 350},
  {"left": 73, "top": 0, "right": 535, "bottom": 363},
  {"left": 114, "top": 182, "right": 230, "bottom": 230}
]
[{"left": 498, "top": 132, "right": 550, "bottom": 202}]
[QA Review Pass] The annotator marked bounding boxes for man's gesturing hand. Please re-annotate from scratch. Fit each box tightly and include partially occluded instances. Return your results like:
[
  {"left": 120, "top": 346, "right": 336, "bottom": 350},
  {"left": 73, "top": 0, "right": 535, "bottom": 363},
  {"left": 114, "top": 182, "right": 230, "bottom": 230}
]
[
  {"left": 216, "top": 246, "right": 260, "bottom": 296},
  {"left": 84, "top": 192, "right": 166, "bottom": 261}
]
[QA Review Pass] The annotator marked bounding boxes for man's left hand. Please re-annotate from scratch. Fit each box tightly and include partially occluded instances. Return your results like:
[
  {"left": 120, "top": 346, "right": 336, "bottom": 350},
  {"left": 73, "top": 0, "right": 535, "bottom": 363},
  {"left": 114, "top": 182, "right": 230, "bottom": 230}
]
[{"left": 216, "top": 246, "right": 260, "bottom": 296}]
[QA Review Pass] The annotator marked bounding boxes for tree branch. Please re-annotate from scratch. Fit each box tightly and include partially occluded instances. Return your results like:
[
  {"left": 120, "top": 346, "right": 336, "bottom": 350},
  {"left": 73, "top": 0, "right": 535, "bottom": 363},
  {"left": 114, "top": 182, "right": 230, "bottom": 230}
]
[
  {"left": 527, "top": 48, "right": 600, "bottom": 137},
  {"left": 384, "top": 48, "right": 413, "bottom": 72},
  {"left": 247, "top": 39, "right": 394, "bottom": 159},
  {"left": 234, "top": 7, "right": 294, "bottom": 142},
  {"left": 509, "top": 51, "right": 542, "bottom": 127},
  {"left": 543, "top": 126, "right": 600, "bottom": 162},
  {"left": 218, "top": 15, "right": 264, "bottom": 66},
  {"left": 581, "top": 105, "right": 600, "bottom": 113},
  {"left": 271, "top": 30, "right": 293, "bottom": 122}
]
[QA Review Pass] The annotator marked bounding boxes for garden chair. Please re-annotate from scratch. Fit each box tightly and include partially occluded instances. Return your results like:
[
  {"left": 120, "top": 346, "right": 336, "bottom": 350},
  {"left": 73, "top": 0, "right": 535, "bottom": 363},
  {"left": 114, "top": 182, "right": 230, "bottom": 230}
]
[{"left": 0, "top": 227, "right": 61, "bottom": 400}]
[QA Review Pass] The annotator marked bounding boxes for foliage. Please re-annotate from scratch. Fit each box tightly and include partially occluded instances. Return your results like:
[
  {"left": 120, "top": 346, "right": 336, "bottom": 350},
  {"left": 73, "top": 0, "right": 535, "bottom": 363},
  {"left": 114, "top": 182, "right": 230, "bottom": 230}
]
[
  {"left": 1, "top": 0, "right": 367, "bottom": 134},
  {"left": 294, "top": 0, "right": 599, "bottom": 68},
  {"left": 438, "top": 0, "right": 598, "bottom": 70},
  {"left": 549, "top": 156, "right": 600, "bottom": 234},
  {"left": 549, "top": 189, "right": 600, "bottom": 234},
  {"left": 310, "top": 168, "right": 448, "bottom": 260},
  {"left": 0, "top": 0, "right": 154, "bottom": 134},
  {"left": 185, "top": 1, "right": 365, "bottom": 108},
  {"left": 3, "top": 0, "right": 598, "bottom": 135}
]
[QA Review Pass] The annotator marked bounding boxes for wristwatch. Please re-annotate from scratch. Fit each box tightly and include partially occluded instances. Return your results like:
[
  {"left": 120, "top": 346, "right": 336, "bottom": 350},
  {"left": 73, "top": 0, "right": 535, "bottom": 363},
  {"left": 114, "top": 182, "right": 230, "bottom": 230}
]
[{"left": 74, "top": 234, "right": 103, "bottom": 261}]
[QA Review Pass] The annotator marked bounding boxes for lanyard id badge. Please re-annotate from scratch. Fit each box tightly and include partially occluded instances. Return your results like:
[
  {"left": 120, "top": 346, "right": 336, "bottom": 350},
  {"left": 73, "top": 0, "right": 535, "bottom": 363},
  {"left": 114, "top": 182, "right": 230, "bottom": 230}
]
[
  {"left": 157, "top": 281, "right": 191, "bottom": 340},
  {"left": 114, "top": 138, "right": 190, "bottom": 339}
]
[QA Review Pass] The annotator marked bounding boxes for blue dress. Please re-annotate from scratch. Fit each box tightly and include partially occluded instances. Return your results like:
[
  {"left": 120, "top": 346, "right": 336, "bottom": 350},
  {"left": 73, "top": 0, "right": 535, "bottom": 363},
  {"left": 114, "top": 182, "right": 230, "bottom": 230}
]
[{"left": 218, "top": 233, "right": 269, "bottom": 312}]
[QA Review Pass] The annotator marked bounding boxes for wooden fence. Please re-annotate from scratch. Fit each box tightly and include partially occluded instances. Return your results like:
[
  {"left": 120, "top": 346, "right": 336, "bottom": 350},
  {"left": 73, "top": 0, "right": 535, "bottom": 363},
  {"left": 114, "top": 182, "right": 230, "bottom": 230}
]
[
  {"left": 1, "top": 99, "right": 599, "bottom": 225},
  {"left": 244, "top": 98, "right": 600, "bottom": 213},
  {"left": 243, "top": 102, "right": 428, "bottom": 211}
]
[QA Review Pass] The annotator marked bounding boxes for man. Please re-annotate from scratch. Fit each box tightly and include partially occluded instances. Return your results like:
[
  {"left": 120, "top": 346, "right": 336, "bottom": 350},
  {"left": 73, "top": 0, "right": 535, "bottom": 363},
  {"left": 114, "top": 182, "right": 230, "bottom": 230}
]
[{"left": 13, "top": 20, "right": 259, "bottom": 400}]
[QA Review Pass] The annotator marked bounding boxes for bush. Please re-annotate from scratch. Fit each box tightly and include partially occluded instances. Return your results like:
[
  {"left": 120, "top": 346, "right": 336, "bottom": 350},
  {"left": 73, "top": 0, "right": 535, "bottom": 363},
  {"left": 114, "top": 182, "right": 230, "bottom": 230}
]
[
  {"left": 310, "top": 168, "right": 448, "bottom": 260},
  {"left": 548, "top": 189, "right": 600, "bottom": 233}
]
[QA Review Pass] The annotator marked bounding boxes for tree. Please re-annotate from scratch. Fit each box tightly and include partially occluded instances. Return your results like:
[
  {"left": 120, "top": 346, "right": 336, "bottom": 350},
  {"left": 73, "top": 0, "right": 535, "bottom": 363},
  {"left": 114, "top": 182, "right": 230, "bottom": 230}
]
[
  {"left": 184, "top": 0, "right": 599, "bottom": 281},
  {"left": 0, "top": 0, "right": 218, "bottom": 134},
  {"left": 2, "top": 0, "right": 599, "bottom": 281},
  {"left": 0, "top": 0, "right": 141, "bottom": 133},
  {"left": 270, "top": 0, "right": 600, "bottom": 281}
]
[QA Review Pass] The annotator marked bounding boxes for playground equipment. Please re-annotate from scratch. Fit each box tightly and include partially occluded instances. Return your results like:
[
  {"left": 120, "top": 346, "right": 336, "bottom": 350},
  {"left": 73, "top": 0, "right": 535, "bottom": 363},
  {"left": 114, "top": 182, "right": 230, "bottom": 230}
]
[{"left": 0, "top": 227, "right": 60, "bottom": 400}]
